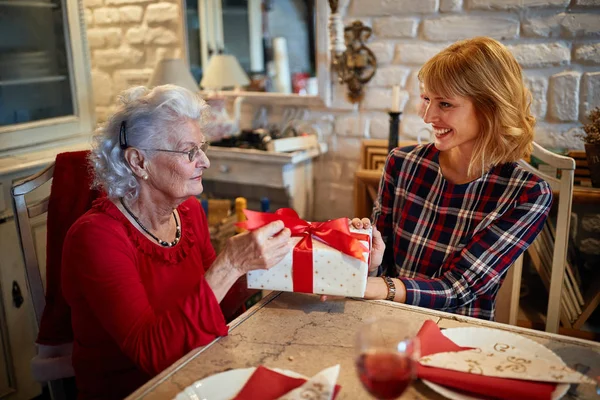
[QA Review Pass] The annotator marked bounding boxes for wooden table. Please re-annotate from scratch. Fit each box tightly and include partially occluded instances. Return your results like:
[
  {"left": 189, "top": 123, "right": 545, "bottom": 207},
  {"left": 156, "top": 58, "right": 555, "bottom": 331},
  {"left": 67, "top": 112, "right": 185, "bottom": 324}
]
[{"left": 128, "top": 292, "right": 600, "bottom": 400}]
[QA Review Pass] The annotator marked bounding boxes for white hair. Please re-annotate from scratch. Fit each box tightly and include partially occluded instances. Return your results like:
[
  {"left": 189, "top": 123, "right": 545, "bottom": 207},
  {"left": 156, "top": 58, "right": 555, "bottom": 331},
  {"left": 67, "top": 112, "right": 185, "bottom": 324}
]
[{"left": 90, "top": 84, "right": 211, "bottom": 200}]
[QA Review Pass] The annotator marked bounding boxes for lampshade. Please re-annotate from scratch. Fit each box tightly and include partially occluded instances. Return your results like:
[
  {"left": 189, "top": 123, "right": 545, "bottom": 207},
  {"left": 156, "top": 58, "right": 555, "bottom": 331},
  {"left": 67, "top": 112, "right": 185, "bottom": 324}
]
[
  {"left": 200, "top": 54, "right": 250, "bottom": 90},
  {"left": 148, "top": 58, "right": 199, "bottom": 92}
]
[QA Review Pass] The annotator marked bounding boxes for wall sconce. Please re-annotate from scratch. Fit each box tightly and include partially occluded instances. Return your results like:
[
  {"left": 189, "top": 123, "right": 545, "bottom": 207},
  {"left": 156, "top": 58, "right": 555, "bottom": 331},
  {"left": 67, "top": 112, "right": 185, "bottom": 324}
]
[{"left": 328, "top": 0, "right": 377, "bottom": 103}]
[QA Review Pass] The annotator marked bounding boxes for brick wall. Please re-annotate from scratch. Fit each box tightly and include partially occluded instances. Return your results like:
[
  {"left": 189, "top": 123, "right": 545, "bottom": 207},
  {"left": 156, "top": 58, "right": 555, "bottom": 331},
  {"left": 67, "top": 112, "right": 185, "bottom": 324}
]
[
  {"left": 311, "top": 0, "right": 600, "bottom": 220},
  {"left": 81, "top": 0, "right": 600, "bottom": 221},
  {"left": 83, "top": 0, "right": 184, "bottom": 122}
]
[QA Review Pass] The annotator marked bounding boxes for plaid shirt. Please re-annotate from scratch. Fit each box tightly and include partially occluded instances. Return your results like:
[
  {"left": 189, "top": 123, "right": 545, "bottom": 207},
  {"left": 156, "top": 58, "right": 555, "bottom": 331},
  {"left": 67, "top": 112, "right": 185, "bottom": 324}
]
[{"left": 373, "top": 144, "right": 552, "bottom": 320}]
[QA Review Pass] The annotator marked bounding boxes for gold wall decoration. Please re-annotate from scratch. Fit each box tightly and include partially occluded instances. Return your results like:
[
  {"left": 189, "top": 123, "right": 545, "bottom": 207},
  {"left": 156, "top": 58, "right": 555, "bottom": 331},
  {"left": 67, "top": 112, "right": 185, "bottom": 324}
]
[{"left": 328, "top": 0, "right": 377, "bottom": 103}]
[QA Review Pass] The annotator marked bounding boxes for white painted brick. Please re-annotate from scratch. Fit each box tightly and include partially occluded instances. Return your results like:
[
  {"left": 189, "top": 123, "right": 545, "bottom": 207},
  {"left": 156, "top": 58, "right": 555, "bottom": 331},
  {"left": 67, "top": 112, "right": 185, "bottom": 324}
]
[
  {"left": 329, "top": 135, "right": 362, "bottom": 160},
  {"left": 406, "top": 70, "right": 422, "bottom": 95},
  {"left": 423, "top": 15, "right": 518, "bottom": 41},
  {"left": 145, "top": 47, "right": 183, "bottom": 68},
  {"left": 440, "top": 0, "right": 463, "bottom": 12},
  {"left": 113, "top": 68, "right": 154, "bottom": 93},
  {"left": 468, "top": 0, "right": 569, "bottom": 10},
  {"left": 370, "top": 65, "right": 410, "bottom": 87},
  {"left": 330, "top": 82, "right": 358, "bottom": 110},
  {"left": 145, "top": 3, "right": 179, "bottom": 24},
  {"left": 405, "top": 94, "right": 425, "bottom": 115},
  {"left": 125, "top": 27, "right": 147, "bottom": 45},
  {"left": 534, "top": 123, "right": 584, "bottom": 150},
  {"left": 373, "top": 17, "right": 418, "bottom": 38},
  {"left": 369, "top": 112, "right": 393, "bottom": 139},
  {"left": 315, "top": 159, "right": 343, "bottom": 182},
  {"left": 94, "top": 47, "right": 143, "bottom": 68},
  {"left": 93, "top": 49, "right": 125, "bottom": 67},
  {"left": 400, "top": 114, "right": 432, "bottom": 142},
  {"left": 83, "top": 0, "right": 103, "bottom": 8},
  {"left": 362, "top": 87, "right": 408, "bottom": 111},
  {"left": 84, "top": 9, "right": 94, "bottom": 26},
  {"left": 394, "top": 43, "right": 448, "bottom": 65},
  {"left": 507, "top": 42, "right": 570, "bottom": 68},
  {"left": 86, "top": 29, "right": 106, "bottom": 49},
  {"left": 314, "top": 181, "right": 353, "bottom": 221},
  {"left": 93, "top": 7, "right": 120, "bottom": 25},
  {"left": 369, "top": 41, "right": 394, "bottom": 65},
  {"left": 91, "top": 69, "right": 114, "bottom": 106},
  {"left": 575, "top": 43, "right": 600, "bottom": 64},
  {"left": 351, "top": 0, "right": 438, "bottom": 16},
  {"left": 119, "top": 6, "right": 143, "bottom": 23},
  {"left": 581, "top": 72, "right": 600, "bottom": 119},
  {"left": 86, "top": 28, "right": 122, "bottom": 48},
  {"left": 560, "top": 13, "right": 600, "bottom": 38},
  {"left": 105, "top": 0, "right": 152, "bottom": 5},
  {"left": 523, "top": 75, "right": 548, "bottom": 119},
  {"left": 573, "top": 0, "right": 600, "bottom": 6},
  {"left": 95, "top": 105, "right": 118, "bottom": 123},
  {"left": 335, "top": 114, "right": 369, "bottom": 137},
  {"left": 146, "top": 27, "right": 178, "bottom": 45},
  {"left": 521, "top": 13, "right": 562, "bottom": 38},
  {"left": 549, "top": 71, "right": 581, "bottom": 122}
]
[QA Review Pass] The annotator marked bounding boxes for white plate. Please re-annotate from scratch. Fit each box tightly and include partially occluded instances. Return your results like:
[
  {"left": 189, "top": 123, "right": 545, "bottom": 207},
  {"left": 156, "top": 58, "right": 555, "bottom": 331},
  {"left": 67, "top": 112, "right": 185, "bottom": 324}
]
[
  {"left": 421, "top": 327, "right": 570, "bottom": 400},
  {"left": 174, "top": 367, "right": 307, "bottom": 400}
]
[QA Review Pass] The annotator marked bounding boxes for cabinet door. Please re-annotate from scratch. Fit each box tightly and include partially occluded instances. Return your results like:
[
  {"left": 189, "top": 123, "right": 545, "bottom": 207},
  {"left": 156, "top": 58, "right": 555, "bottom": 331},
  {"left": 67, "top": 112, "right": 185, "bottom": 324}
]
[
  {"left": 0, "top": 0, "right": 94, "bottom": 154},
  {"left": 0, "top": 220, "right": 40, "bottom": 400}
]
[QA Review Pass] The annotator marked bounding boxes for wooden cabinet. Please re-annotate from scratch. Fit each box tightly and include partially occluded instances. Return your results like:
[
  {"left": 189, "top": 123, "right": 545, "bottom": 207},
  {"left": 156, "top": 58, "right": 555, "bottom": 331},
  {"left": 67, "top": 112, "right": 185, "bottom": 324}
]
[
  {"left": 202, "top": 144, "right": 326, "bottom": 220},
  {"left": 0, "top": 0, "right": 92, "bottom": 395},
  {"left": 0, "top": 165, "right": 49, "bottom": 400}
]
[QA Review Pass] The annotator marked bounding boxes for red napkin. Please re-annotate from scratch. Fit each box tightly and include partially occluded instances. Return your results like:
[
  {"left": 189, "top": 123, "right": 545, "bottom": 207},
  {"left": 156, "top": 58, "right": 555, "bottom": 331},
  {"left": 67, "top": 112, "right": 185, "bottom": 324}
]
[
  {"left": 417, "top": 320, "right": 557, "bottom": 400},
  {"left": 234, "top": 366, "right": 341, "bottom": 400}
]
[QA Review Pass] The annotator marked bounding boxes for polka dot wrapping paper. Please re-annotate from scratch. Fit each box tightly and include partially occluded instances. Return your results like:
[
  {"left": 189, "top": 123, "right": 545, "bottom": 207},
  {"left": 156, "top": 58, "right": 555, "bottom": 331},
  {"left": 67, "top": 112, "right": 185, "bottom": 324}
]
[{"left": 247, "top": 226, "right": 372, "bottom": 297}]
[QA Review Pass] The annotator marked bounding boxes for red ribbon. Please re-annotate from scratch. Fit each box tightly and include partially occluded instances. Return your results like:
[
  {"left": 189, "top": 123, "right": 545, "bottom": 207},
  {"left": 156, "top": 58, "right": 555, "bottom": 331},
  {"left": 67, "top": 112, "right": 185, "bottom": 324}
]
[{"left": 238, "top": 208, "right": 368, "bottom": 293}]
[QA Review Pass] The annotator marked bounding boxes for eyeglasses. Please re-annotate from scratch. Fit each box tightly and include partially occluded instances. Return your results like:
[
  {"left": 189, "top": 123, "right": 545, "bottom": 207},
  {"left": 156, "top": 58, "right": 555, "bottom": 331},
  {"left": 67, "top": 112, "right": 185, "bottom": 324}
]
[{"left": 119, "top": 121, "right": 209, "bottom": 162}]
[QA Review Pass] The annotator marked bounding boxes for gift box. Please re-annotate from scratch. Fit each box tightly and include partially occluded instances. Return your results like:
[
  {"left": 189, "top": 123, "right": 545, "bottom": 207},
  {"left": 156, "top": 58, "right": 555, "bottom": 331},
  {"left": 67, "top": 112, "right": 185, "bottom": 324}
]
[{"left": 240, "top": 209, "right": 371, "bottom": 297}]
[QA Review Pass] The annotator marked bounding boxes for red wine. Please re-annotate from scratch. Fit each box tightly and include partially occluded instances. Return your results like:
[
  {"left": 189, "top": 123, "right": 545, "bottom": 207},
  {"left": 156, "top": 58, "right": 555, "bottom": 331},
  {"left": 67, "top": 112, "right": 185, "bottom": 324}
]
[{"left": 356, "top": 351, "right": 414, "bottom": 399}]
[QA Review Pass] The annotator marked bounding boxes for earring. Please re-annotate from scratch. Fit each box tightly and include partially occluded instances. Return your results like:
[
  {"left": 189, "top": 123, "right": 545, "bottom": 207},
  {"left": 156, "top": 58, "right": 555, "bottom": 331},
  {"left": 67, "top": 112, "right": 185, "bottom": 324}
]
[{"left": 142, "top": 174, "right": 148, "bottom": 180}]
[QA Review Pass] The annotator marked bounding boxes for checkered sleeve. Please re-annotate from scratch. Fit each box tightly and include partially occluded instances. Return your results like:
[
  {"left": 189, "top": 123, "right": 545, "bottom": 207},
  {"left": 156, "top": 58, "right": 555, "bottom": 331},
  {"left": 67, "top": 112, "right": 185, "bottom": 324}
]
[
  {"left": 399, "top": 180, "right": 553, "bottom": 312},
  {"left": 372, "top": 151, "right": 399, "bottom": 276}
]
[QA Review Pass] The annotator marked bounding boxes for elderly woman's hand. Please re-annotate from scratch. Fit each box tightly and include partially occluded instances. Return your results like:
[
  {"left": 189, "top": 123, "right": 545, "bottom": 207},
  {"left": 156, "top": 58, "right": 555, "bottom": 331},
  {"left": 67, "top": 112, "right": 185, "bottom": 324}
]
[
  {"left": 350, "top": 218, "right": 384, "bottom": 273},
  {"left": 223, "top": 220, "right": 291, "bottom": 275}
]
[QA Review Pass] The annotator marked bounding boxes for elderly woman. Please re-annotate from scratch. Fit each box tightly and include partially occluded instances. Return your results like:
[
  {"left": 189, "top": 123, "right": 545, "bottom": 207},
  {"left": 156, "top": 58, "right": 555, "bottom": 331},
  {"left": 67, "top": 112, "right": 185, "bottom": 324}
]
[
  {"left": 353, "top": 37, "right": 552, "bottom": 320},
  {"left": 62, "top": 85, "right": 291, "bottom": 399}
]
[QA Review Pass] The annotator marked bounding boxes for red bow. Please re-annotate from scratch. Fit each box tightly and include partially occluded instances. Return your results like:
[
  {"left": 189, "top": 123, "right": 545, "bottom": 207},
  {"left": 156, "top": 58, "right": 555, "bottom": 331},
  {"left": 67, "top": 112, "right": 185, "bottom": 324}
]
[{"left": 239, "top": 208, "right": 368, "bottom": 293}]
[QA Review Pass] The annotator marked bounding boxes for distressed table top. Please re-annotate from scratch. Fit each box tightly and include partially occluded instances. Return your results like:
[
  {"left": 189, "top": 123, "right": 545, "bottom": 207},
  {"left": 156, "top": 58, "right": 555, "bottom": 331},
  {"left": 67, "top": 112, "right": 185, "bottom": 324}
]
[{"left": 128, "top": 292, "right": 600, "bottom": 400}]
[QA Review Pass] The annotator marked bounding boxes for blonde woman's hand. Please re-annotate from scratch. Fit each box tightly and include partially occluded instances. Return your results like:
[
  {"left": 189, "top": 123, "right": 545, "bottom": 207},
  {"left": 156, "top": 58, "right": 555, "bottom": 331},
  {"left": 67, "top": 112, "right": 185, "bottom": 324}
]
[
  {"left": 222, "top": 220, "right": 291, "bottom": 275},
  {"left": 350, "top": 218, "right": 384, "bottom": 273}
]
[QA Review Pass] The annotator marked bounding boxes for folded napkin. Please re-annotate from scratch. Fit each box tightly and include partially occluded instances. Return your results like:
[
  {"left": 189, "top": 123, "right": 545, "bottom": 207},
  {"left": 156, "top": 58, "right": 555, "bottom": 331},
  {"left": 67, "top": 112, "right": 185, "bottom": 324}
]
[
  {"left": 416, "top": 320, "right": 557, "bottom": 400},
  {"left": 233, "top": 365, "right": 341, "bottom": 400}
]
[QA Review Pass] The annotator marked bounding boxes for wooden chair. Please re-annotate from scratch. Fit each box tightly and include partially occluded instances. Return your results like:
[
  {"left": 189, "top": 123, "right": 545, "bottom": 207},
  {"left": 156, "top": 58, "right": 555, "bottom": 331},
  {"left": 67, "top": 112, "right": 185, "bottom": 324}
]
[
  {"left": 496, "top": 142, "right": 576, "bottom": 334},
  {"left": 11, "top": 162, "right": 75, "bottom": 400}
]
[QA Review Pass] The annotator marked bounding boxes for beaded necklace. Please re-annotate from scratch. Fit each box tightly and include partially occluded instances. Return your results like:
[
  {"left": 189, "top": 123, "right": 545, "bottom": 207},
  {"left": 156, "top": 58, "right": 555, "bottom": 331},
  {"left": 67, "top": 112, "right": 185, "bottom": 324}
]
[{"left": 120, "top": 198, "right": 181, "bottom": 247}]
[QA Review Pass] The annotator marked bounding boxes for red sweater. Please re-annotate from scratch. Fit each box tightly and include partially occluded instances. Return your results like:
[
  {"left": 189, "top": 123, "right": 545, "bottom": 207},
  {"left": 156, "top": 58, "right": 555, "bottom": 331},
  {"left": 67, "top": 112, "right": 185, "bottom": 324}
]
[{"left": 62, "top": 197, "right": 228, "bottom": 399}]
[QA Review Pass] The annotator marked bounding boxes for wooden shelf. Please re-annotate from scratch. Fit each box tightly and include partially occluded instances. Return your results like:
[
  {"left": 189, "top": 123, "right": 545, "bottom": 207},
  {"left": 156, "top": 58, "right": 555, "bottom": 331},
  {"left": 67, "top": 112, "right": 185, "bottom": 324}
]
[
  {"left": 0, "top": 0, "right": 57, "bottom": 8},
  {"left": 0, "top": 75, "right": 66, "bottom": 87}
]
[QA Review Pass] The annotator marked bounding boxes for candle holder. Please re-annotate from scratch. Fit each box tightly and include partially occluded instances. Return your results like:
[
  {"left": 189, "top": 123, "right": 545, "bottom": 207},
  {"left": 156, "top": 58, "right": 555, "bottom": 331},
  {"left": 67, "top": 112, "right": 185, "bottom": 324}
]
[{"left": 388, "top": 111, "right": 402, "bottom": 153}]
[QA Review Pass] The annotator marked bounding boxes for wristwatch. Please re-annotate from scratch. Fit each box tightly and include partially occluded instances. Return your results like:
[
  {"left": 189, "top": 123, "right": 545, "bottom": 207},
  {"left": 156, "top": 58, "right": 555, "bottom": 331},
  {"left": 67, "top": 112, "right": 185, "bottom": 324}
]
[{"left": 382, "top": 276, "right": 396, "bottom": 301}]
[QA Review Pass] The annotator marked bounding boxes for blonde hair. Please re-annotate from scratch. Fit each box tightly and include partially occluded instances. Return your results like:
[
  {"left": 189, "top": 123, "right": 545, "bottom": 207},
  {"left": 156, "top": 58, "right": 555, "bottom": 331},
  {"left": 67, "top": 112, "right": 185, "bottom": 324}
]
[{"left": 418, "top": 37, "right": 535, "bottom": 177}]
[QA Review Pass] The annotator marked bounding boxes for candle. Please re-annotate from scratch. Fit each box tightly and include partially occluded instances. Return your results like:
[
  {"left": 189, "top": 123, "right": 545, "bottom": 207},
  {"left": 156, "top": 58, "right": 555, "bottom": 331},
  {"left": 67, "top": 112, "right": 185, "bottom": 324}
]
[{"left": 391, "top": 85, "right": 401, "bottom": 112}]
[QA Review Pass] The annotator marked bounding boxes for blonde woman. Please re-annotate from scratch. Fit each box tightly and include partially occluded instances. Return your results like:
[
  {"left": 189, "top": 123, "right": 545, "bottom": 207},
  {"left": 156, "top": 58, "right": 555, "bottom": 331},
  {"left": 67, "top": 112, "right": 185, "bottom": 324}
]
[{"left": 355, "top": 37, "right": 552, "bottom": 320}]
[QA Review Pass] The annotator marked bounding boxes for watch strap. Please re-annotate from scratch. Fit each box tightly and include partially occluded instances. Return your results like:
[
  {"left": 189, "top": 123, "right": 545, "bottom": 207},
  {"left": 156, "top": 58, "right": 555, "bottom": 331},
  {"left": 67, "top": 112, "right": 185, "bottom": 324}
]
[{"left": 382, "top": 276, "right": 396, "bottom": 301}]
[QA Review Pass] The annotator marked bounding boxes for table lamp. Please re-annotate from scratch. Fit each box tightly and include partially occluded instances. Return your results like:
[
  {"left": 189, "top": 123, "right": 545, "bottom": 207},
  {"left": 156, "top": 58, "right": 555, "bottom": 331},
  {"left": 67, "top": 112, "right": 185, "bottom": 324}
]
[
  {"left": 200, "top": 54, "right": 250, "bottom": 140},
  {"left": 148, "top": 58, "right": 199, "bottom": 93}
]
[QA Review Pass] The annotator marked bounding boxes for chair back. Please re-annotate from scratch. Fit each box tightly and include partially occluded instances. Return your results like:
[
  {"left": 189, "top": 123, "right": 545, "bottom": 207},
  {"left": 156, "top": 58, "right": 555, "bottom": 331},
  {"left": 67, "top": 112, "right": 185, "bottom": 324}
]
[
  {"left": 11, "top": 163, "right": 55, "bottom": 328},
  {"left": 497, "top": 142, "right": 576, "bottom": 333}
]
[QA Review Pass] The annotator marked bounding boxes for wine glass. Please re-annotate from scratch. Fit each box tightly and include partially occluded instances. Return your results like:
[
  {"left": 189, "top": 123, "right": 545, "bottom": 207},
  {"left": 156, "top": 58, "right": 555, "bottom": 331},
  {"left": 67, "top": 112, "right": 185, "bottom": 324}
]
[{"left": 355, "top": 318, "right": 420, "bottom": 399}]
